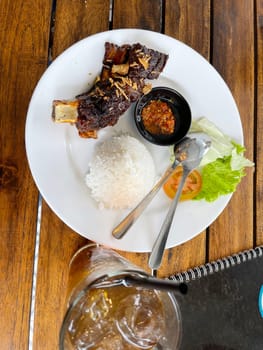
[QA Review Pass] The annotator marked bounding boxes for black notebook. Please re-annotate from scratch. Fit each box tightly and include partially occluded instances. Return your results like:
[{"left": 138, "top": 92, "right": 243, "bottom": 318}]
[{"left": 169, "top": 246, "right": 263, "bottom": 350}]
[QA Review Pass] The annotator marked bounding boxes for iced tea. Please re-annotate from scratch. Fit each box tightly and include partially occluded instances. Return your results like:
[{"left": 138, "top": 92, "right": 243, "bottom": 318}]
[{"left": 60, "top": 244, "right": 181, "bottom": 349}]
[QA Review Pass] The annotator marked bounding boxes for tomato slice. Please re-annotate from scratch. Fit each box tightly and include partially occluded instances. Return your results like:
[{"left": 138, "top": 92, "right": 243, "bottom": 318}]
[{"left": 163, "top": 166, "right": 202, "bottom": 201}]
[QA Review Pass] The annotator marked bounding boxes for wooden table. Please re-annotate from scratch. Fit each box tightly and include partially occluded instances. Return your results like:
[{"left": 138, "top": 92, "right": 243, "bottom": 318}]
[{"left": 1, "top": 0, "right": 262, "bottom": 349}]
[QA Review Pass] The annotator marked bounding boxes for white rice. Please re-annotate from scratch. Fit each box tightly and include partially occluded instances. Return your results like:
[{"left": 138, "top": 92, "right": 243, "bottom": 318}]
[{"left": 85, "top": 135, "right": 156, "bottom": 209}]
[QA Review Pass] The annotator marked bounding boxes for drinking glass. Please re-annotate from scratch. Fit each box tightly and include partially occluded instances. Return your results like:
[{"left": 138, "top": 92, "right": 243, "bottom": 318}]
[{"left": 59, "top": 243, "right": 182, "bottom": 349}]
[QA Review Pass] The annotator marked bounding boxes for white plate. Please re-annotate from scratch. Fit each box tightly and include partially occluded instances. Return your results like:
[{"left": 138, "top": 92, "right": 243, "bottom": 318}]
[{"left": 25, "top": 29, "right": 242, "bottom": 252}]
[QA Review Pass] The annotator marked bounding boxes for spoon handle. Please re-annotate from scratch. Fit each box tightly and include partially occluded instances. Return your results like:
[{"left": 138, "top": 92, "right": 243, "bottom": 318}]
[
  {"left": 148, "top": 168, "right": 191, "bottom": 270},
  {"left": 112, "top": 161, "right": 180, "bottom": 239}
]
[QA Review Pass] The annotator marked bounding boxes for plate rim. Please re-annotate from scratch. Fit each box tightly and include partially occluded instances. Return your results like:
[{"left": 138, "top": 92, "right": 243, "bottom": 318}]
[{"left": 25, "top": 28, "right": 242, "bottom": 252}]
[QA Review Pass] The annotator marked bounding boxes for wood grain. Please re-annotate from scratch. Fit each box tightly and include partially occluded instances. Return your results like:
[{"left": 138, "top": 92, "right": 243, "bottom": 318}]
[
  {"left": 33, "top": 214, "right": 88, "bottom": 350},
  {"left": 113, "top": 0, "right": 162, "bottom": 30},
  {"left": 0, "top": 0, "right": 52, "bottom": 348},
  {"left": 256, "top": 0, "right": 263, "bottom": 245},
  {"left": 33, "top": 1, "right": 110, "bottom": 349},
  {"left": 52, "top": 0, "right": 110, "bottom": 57},
  {"left": 208, "top": 0, "right": 255, "bottom": 260},
  {"left": 111, "top": 0, "right": 165, "bottom": 274},
  {"left": 29, "top": 1, "right": 260, "bottom": 349},
  {"left": 155, "top": 0, "right": 211, "bottom": 277},
  {"left": 165, "top": 0, "right": 211, "bottom": 57}
]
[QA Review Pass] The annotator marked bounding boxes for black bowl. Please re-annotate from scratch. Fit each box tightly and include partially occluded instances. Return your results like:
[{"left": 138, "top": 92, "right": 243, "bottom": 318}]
[{"left": 134, "top": 87, "right": 192, "bottom": 146}]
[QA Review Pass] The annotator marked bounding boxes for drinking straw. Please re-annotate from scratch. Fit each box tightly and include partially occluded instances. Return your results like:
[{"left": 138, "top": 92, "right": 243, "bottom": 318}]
[{"left": 123, "top": 275, "right": 188, "bottom": 295}]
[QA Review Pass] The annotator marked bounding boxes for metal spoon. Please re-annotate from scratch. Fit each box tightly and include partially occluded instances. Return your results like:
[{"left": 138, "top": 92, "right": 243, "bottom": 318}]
[
  {"left": 148, "top": 135, "right": 211, "bottom": 270},
  {"left": 112, "top": 136, "right": 194, "bottom": 239}
]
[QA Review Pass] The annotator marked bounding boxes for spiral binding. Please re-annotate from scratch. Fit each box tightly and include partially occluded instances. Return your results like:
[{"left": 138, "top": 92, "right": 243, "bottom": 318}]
[{"left": 169, "top": 246, "right": 263, "bottom": 283}]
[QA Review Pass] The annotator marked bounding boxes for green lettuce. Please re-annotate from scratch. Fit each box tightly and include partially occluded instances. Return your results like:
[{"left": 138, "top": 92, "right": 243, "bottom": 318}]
[
  {"left": 194, "top": 155, "right": 246, "bottom": 202},
  {"left": 191, "top": 117, "right": 236, "bottom": 166},
  {"left": 189, "top": 117, "right": 254, "bottom": 201},
  {"left": 230, "top": 146, "right": 254, "bottom": 170}
]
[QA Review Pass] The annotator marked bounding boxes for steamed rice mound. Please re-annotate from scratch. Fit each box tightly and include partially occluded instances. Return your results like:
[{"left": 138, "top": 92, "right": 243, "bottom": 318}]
[{"left": 85, "top": 135, "right": 155, "bottom": 209}]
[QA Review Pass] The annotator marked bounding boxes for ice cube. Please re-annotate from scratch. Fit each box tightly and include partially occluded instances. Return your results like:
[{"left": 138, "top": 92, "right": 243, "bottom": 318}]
[
  {"left": 68, "top": 290, "right": 114, "bottom": 348},
  {"left": 94, "top": 331, "right": 135, "bottom": 350},
  {"left": 115, "top": 289, "right": 165, "bottom": 348}
]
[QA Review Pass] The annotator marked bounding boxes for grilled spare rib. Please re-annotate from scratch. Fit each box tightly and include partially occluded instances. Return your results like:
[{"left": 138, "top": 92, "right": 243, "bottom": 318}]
[{"left": 52, "top": 42, "right": 168, "bottom": 138}]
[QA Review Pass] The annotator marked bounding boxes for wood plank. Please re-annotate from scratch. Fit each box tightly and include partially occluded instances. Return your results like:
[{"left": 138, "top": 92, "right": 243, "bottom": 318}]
[
  {"left": 209, "top": 0, "right": 255, "bottom": 260},
  {"left": 113, "top": 0, "right": 162, "bottom": 30},
  {"left": 164, "top": 0, "right": 211, "bottom": 56},
  {"left": 112, "top": 0, "right": 164, "bottom": 273},
  {"left": 33, "top": 213, "right": 88, "bottom": 350},
  {"left": 52, "top": 0, "right": 110, "bottom": 57},
  {"left": 33, "top": 2, "right": 111, "bottom": 349},
  {"left": 155, "top": 0, "right": 211, "bottom": 277},
  {"left": 256, "top": 0, "right": 263, "bottom": 245},
  {"left": 0, "top": 0, "right": 52, "bottom": 349},
  {"left": 113, "top": 0, "right": 211, "bottom": 278}
]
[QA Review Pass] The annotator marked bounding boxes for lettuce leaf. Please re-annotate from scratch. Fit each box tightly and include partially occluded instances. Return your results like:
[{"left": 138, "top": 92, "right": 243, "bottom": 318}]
[
  {"left": 188, "top": 117, "right": 254, "bottom": 201},
  {"left": 194, "top": 156, "right": 246, "bottom": 202},
  {"left": 190, "top": 117, "right": 234, "bottom": 166},
  {"left": 231, "top": 147, "right": 254, "bottom": 170}
]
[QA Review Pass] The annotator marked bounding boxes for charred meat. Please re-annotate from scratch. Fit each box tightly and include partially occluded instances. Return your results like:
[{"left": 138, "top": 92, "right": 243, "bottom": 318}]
[{"left": 52, "top": 42, "right": 168, "bottom": 138}]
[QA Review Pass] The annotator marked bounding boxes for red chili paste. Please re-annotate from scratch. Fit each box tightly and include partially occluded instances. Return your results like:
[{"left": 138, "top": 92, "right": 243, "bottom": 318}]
[{"left": 141, "top": 100, "right": 175, "bottom": 135}]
